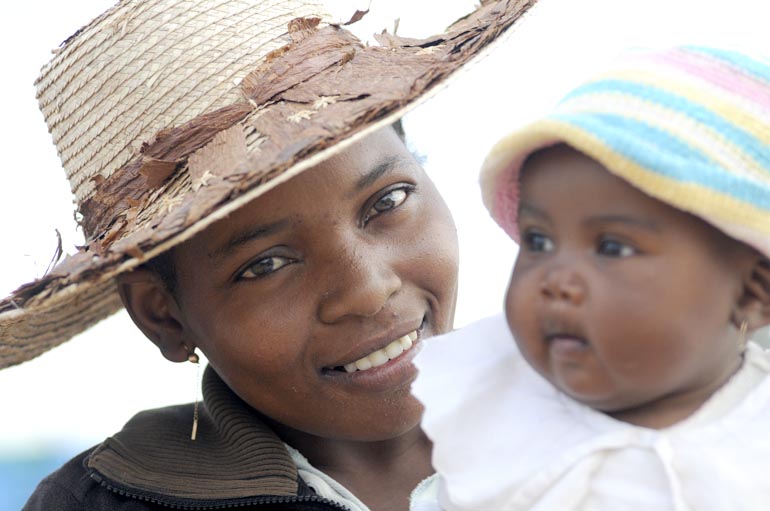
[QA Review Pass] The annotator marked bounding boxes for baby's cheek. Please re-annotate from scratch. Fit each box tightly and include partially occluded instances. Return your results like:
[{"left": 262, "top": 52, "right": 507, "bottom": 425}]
[{"left": 504, "top": 276, "right": 536, "bottom": 342}]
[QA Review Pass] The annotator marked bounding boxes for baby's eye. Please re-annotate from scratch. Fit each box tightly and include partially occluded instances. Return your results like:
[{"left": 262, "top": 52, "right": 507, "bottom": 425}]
[
  {"left": 365, "top": 187, "right": 410, "bottom": 222},
  {"left": 597, "top": 238, "right": 636, "bottom": 258},
  {"left": 239, "top": 256, "right": 293, "bottom": 279},
  {"left": 523, "top": 230, "right": 554, "bottom": 253}
]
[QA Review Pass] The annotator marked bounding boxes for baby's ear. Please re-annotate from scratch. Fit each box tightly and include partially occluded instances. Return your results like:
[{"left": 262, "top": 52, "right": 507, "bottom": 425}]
[
  {"left": 116, "top": 268, "right": 190, "bottom": 363},
  {"left": 737, "top": 257, "right": 770, "bottom": 330}
]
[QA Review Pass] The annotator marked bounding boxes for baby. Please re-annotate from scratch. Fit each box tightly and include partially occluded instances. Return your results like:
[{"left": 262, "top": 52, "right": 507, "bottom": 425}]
[{"left": 412, "top": 46, "right": 770, "bottom": 511}]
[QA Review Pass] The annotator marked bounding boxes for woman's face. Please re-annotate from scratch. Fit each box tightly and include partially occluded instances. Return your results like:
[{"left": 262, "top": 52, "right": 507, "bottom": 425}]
[{"left": 171, "top": 126, "right": 459, "bottom": 441}]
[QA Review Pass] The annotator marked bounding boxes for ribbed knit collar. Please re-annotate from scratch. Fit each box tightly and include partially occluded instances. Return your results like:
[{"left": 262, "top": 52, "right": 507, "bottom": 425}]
[{"left": 86, "top": 365, "right": 300, "bottom": 505}]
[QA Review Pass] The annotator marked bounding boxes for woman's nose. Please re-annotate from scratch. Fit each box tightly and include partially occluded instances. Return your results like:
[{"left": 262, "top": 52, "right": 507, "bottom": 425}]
[
  {"left": 316, "top": 246, "right": 402, "bottom": 323},
  {"left": 539, "top": 265, "right": 587, "bottom": 305}
]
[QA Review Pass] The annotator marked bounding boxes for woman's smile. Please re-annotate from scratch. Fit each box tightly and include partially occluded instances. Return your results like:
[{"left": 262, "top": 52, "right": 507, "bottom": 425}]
[
  {"left": 324, "top": 322, "right": 421, "bottom": 374},
  {"left": 320, "top": 320, "right": 425, "bottom": 392}
]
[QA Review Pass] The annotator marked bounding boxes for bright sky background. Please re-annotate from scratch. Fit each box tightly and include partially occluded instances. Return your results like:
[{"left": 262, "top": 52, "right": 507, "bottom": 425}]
[{"left": 1, "top": 0, "right": 769, "bottom": 463}]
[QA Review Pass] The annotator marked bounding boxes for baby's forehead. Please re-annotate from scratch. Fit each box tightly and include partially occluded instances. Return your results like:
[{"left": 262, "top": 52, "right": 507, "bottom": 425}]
[
  {"left": 519, "top": 142, "right": 587, "bottom": 172},
  {"left": 518, "top": 143, "right": 642, "bottom": 202}
]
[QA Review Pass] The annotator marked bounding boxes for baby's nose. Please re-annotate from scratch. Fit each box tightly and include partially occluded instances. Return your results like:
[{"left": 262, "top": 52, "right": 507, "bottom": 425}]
[{"left": 540, "top": 265, "right": 587, "bottom": 305}]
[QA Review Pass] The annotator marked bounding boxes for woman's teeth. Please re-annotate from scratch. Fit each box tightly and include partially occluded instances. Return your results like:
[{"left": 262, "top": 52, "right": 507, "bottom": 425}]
[{"left": 343, "top": 331, "right": 418, "bottom": 373}]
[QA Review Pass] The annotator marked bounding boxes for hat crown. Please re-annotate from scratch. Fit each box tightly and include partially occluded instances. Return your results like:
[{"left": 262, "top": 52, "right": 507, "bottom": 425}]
[
  {"left": 481, "top": 46, "right": 770, "bottom": 259},
  {"left": 36, "top": 0, "right": 329, "bottom": 209}
]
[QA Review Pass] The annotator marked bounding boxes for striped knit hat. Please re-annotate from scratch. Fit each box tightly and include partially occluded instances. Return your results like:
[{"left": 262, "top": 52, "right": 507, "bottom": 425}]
[{"left": 480, "top": 46, "right": 770, "bottom": 260}]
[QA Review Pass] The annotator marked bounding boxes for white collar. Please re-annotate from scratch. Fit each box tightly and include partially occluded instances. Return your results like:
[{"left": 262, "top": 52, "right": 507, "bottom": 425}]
[{"left": 413, "top": 314, "right": 770, "bottom": 511}]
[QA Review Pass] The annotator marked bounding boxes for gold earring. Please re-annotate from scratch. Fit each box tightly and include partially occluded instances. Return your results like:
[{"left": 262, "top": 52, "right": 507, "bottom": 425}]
[
  {"left": 738, "top": 320, "right": 749, "bottom": 353},
  {"left": 187, "top": 348, "right": 201, "bottom": 441}
]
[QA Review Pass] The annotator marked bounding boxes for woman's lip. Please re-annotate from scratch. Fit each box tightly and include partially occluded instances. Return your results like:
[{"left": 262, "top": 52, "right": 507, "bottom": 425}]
[
  {"left": 323, "top": 318, "right": 425, "bottom": 370},
  {"left": 341, "top": 330, "right": 418, "bottom": 373},
  {"left": 322, "top": 339, "right": 424, "bottom": 392}
]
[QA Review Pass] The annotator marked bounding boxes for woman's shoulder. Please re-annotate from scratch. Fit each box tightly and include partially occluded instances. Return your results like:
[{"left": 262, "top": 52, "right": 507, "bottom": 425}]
[
  {"left": 22, "top": 446, "right": 152, "bottom": 511},
  {"left": 23, "top": 396, "right": 347, "bottom": 510},
  {"left": 22, "top": 404, "right": 196, "bottom": 510}
]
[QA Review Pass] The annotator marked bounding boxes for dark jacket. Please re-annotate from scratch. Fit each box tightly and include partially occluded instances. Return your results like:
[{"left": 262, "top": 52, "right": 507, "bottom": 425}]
[{"left": 23, "top": 367, "right": 350, "bottom": 510}]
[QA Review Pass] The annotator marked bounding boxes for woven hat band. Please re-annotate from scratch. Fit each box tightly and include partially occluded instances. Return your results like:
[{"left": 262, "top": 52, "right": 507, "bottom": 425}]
[
  {"left": 36, "top": 0, "right": 329, "bottom": 207},
  {"left": 480, "top": 46, "right": 770, "bottom": 260}
]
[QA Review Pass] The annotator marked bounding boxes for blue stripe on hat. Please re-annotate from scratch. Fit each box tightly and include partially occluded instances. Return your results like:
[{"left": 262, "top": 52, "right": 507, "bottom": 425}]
[
  {"left": 551, "top": 111, "right": 770, "bottom": 211},
  {"left": 561, "top": 80, "right": 770, "bottom": 172}
]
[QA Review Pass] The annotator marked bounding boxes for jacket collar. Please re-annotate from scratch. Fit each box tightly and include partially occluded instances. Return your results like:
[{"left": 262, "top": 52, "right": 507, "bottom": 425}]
[{"left": 87, "top": 365, "right": 300, "bottom": 504}]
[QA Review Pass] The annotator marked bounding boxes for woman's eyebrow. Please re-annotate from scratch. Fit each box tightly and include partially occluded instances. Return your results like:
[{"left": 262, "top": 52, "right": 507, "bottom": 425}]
[
  {"left": 208, "top": 219, "right": 289, "bottom": 264},
  {"left": 354, "top": 156, "right": 414, "bottom": 192}
]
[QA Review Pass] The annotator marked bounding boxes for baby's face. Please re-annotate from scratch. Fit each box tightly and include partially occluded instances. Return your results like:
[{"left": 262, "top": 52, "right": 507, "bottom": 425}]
[{"left": 505, "top": 144, "right": 748, "bottom": 426}]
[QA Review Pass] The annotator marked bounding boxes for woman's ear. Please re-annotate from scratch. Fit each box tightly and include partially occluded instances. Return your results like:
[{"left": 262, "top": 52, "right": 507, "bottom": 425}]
[
  {"left": 117, "top": 268, "right": 190, "bottom": 362},
  {"left": 735, "top": 257, "right": 770, "bottom": 331}
]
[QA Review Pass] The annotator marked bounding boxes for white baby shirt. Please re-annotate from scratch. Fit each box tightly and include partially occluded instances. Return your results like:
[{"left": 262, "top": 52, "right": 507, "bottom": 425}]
[{"left": 412, "top": 314, "right": 770, "bottom": 511}]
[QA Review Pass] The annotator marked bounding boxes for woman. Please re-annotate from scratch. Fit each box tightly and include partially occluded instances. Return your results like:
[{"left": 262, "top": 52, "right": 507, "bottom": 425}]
[{"left": 1, "top": 0, "right": 535, "bottom": 509}]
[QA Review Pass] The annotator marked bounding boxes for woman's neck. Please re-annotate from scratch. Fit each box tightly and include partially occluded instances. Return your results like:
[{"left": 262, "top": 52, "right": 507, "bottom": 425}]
[{"left": 271, "top": 421, "right": 433, "bottom": 511}]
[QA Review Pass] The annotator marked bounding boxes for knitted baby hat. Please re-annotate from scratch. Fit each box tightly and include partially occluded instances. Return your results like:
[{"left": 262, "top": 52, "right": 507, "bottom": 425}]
[{"left": 480, "top": 46, "right": 770, "bottom": 259}]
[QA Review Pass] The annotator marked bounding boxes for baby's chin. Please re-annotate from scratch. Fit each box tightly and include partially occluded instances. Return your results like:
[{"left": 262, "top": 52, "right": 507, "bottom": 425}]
[
  {"left": 550, "top": 379, "right": 640, "bottom": 414},
  {"left": 570, "top": 391, "right": 677, "bottom": 428}
]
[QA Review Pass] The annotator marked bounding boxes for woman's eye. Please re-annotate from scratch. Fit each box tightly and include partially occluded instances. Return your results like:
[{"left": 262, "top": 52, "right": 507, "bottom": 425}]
[
  {"left": 239, "top": 256, "right": 293, "bottom": 279},
  {"left": 523, "top": 230, "right": 554, "bottom": 253},
  {"left": 365, "top": 187, "right": 409, "bottom": 222},
  {"left": 597, "top": 238, "right": 636, "bottom": 258}
]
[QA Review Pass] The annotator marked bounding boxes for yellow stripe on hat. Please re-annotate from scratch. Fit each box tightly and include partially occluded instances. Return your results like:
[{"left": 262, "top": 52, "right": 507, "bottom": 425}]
[
  {"left": 558, "top": 92, "right": 768, "bottom": 182},
  {"left": 542, "top": 120, "right": 770, "bottom": 236},
  {"left": 594, "top": 67, "right": 770, "bottom": 174}
]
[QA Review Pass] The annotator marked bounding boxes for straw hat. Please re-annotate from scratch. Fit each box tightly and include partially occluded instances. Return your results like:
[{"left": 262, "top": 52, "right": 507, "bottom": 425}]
[
  {"left": 0, "top": 0, "right": 536, "bottom": 369},
  {"left": 480, "top": 46, "right": 770, "bottom": 260}
]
